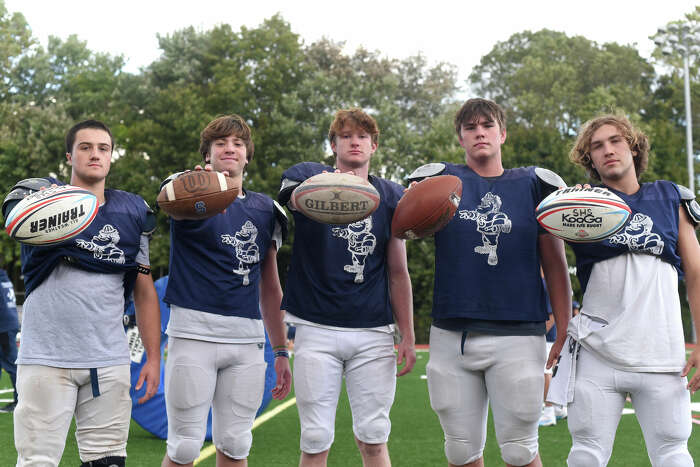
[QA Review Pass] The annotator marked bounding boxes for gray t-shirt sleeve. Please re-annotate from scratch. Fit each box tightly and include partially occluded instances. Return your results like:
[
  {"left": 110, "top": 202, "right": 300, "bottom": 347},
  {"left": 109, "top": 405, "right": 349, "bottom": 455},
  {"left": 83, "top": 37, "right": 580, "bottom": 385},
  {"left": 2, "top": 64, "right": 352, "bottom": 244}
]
[{"left": 136, "top": 234, "right": 149, "bottom": 266}]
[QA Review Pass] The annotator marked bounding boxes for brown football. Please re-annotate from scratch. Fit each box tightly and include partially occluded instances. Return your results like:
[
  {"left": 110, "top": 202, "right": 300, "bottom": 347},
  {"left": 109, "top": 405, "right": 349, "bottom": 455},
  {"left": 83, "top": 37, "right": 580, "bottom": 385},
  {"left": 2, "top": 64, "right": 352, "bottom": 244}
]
[
  {"left": 391, "top": 175, "right": 462, "bottom": 239},
  {"left": 157, "top": 170, "right": 240, "bottom": 220}
]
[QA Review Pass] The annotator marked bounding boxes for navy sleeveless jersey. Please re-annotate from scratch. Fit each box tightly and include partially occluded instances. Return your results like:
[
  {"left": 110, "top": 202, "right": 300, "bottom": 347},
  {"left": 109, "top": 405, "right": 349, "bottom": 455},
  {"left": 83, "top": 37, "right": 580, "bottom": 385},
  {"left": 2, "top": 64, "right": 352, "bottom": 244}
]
[
  {"left": 280, "top": 162, "right": 403, "bottom": 328},
  {"left": 165, "top": 190, "right": 277, "bottom": 319},
  {"left": 432, "top": 164, "right": 550, "bottom": 322},
  {"left": 21, "top": 181, "right": 152, "bottom": 298},
  {"left": 571, "top": 181, "right": 682, "bottom": 294}
]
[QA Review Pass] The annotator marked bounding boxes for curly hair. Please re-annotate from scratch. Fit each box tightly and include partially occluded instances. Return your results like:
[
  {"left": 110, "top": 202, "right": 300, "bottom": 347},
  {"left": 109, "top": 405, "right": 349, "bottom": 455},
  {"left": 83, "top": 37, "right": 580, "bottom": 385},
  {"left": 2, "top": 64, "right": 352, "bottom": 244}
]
[
  {"left": 569, "top": 115, "right": 649, "bottom": 182},
  {"left": 328, "top": 108, "right": 379, "bottom": 150}
]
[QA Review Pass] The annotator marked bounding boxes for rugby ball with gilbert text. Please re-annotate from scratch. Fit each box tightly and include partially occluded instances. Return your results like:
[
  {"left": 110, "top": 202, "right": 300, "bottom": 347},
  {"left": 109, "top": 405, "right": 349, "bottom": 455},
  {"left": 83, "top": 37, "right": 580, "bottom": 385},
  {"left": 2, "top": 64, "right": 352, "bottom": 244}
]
[
  {"left": 536, "top": 186, "right": 631, "bottom": 242},
  {"left": 4, "top": 185, "right": 99, "bottom": 245},
  {"left": 292, "top": 172, "right": 380, "bottom": 224}
]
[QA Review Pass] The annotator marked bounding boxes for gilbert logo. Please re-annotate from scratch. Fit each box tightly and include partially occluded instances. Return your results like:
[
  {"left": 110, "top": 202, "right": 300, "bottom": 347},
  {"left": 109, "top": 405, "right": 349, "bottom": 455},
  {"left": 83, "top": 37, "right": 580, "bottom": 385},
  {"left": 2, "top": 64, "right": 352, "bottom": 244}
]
[{"left": 303, "top": 198, "right": 371, "bottom": 213}]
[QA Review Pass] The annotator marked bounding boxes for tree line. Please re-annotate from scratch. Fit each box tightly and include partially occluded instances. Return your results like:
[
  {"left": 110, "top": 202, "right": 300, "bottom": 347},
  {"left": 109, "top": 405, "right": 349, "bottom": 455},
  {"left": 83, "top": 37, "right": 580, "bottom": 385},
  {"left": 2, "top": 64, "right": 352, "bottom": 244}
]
[{"left": 1, "top": 1, "right": 698, "bottom": 342}]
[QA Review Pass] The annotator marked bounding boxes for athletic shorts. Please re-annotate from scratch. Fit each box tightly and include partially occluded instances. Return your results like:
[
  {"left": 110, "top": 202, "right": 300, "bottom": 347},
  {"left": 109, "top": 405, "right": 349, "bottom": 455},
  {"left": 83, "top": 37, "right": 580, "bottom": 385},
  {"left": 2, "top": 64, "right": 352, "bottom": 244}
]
[
  {"left": 14, "top": 364, "right": 131, "bottom": 465},
  {"left": 293, "top": 324, "right": 396, "bottom": 453}
]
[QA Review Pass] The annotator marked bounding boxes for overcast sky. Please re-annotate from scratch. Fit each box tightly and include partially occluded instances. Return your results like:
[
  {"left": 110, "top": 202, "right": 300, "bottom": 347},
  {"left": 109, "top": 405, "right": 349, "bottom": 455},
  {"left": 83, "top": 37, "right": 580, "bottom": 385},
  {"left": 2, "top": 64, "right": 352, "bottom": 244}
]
[{"left": 5, "top": 0, "right": 698, "bottom": 93}]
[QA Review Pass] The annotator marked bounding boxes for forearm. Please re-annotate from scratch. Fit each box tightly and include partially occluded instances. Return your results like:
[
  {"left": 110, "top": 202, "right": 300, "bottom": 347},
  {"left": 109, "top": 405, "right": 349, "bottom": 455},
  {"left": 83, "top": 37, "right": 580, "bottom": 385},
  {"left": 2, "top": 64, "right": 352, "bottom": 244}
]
[
  {"left": 260, "top": 289, "right": 287, "bottom": 348},
  {"left": 390, "top": 272, "right": 415, "bottom": 344},
  {"left": 539, "top": 235, "right": 572, "bottom": 339},
  {"left": 133, "top": 277, "right": 161, "bottom": 361},
  {"left": 260, "top": 246, "right": 287, "bottom": 349},
  {"left": 684, "top": 263, "right": 700, "bottom": 341}
]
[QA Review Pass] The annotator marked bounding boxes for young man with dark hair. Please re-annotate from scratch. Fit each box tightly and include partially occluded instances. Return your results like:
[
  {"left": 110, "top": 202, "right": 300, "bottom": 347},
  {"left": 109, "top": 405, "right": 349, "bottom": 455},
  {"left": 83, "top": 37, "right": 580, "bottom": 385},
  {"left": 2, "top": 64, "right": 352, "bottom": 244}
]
[
  {"left": 4, "top": 119, "right": 161, "bottom": 466},
  {"left": 555, "top": 114, "right": 700, "bottom": 466},
  {"left": 278, "top": 108, "right": 415, "bottom": 467},
  {"left": 160, "top": 114, "right": 291, "bottom": 467},
  {"left": 409, "top": 98, "right": 571, "bottom": 467}
]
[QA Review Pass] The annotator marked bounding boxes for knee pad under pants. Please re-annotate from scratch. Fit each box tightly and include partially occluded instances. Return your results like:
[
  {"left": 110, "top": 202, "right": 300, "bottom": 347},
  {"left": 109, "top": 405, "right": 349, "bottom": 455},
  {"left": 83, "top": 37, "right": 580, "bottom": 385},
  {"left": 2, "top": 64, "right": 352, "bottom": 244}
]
[
  {"left": 568, "top": 445, "right": 607, "bottom": 467},
  {"left": 169, "top": 437, "right": 203, "bottom": 465},
  {"left": 500, "top": 441, "right": 537, "bottom": 466},
  {"left": 445, "top": 437, "right": 482, "bottom": 466}
]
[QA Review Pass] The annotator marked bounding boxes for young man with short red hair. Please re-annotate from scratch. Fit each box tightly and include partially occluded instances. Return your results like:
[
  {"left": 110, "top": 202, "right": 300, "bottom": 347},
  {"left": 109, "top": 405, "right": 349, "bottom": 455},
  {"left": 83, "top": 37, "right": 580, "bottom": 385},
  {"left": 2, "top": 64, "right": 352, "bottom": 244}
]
[{"left": 278, "top": 108, "right": 415, "bottom": 467}]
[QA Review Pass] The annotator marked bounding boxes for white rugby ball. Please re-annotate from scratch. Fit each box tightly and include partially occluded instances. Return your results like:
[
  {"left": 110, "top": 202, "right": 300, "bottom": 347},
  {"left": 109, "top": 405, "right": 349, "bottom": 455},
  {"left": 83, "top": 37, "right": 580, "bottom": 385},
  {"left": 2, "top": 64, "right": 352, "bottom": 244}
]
[
  {"left": 536, "top": 187, "right": 631, "bottom": 242},
  {"left": 4, "top": 185, "right": 99, "bottom": 245},
  {"left": 292, "top": 172, "right": 380, "bottom": 224}
]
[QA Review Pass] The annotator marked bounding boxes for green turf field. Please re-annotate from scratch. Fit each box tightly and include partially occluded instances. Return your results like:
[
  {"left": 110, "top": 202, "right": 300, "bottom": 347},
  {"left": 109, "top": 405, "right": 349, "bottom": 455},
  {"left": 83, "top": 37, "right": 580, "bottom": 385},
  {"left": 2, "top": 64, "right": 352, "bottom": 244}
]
[{"left": 1, "top": 351, "right": 698, "bottom": 466}]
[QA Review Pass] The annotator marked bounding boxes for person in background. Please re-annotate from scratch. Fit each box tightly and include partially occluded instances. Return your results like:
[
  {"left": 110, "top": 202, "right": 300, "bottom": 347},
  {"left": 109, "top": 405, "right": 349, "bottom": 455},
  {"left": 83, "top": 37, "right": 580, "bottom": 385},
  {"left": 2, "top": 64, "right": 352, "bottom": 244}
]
[{"left": 0, "top": 267, "right": 18, "bottom": 413}]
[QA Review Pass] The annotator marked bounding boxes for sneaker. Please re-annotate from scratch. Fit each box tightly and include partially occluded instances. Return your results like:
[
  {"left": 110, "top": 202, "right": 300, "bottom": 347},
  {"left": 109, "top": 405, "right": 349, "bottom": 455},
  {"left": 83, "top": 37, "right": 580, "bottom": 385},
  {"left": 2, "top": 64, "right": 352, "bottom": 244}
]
[
  {"left": 554, "top": 405, "right": 567, "bottom": 420},
  {"left": 0, "top": 401, "right": 16, "bottom": 413},
  {"left": 539, "top": 405, "right": 556, "bottom": 426}
]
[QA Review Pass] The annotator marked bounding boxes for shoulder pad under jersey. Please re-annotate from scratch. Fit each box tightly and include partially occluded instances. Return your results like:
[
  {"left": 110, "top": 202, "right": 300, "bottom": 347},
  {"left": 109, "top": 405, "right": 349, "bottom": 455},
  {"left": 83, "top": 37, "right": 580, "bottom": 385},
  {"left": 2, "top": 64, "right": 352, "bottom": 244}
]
[
  {"left": 2, "top": 178, "right": 53, "bottom": 219},
  {"left": 278, "top": 177, "right": 301, "bottom": 205},
  {"left": 273, "top": 200, "right": 289, "bottom": 242},
  {"left": 535, "top": 167, "right": 566, "bottom": 191},
  {"left": 678, "top": 184, "right": 700, "bottom": 226},
  {"left": 143, "top": 200, "right": 157, "bottom": 235},
  {"left": 407, "top": 163, "right": 446, "bottom": 183}
]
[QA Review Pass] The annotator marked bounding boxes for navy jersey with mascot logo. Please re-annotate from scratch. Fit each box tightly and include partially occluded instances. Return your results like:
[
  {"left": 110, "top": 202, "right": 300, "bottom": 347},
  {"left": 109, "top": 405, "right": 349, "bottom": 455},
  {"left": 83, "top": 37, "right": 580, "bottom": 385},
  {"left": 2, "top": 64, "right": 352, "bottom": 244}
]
[
  {"left": 571, "top": 181, "right": 682, "bottom": 294},
  {"left": 165, "top": 190, "right": 278, "bottom": 319},
  {"left": 432, "top": 164, "right": 551, "bottom": 323},
  {"left": 21, "top": 178, "right": 153, "bottom": 299},
  {"left": 280, "top": 162, "right": 403, "bottom": 328}
]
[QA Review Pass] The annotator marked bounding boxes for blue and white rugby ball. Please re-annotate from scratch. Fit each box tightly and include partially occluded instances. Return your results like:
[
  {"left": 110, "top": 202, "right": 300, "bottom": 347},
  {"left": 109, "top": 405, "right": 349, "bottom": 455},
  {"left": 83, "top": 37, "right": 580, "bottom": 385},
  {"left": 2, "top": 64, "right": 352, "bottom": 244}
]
[
  {"left": 5, "top": 185, "right": 99, "bottom": 245},
  {"left": 536, "top": 187, "right": 631, "bottom": 242}
]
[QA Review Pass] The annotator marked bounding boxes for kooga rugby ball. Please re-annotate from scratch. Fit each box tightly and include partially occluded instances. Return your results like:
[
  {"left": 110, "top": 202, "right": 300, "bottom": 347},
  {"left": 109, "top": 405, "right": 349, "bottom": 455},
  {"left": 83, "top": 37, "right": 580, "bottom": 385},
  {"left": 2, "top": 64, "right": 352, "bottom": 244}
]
[{"left": 536, "top": 186, "right": 631, "bottom": 242}]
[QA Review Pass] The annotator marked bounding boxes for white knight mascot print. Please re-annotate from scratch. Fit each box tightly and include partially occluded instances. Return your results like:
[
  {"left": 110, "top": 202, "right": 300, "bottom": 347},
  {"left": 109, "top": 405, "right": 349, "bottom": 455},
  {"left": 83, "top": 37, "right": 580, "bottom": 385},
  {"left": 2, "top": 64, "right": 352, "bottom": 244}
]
[
  {"left": 76, "top": 224, "right": 126, "bottom": 264},
  {"left": 222, "top": 221, "right": 260, "bottom": 286},
  {"left": 608, "top": 213, "right": 664, "bottom": 255},
  {"left": 459, "top": 192, "right": 511, "bottom": 266},
  {"left": 332, "top": 217, "right": 376, "bottom": 283}
]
